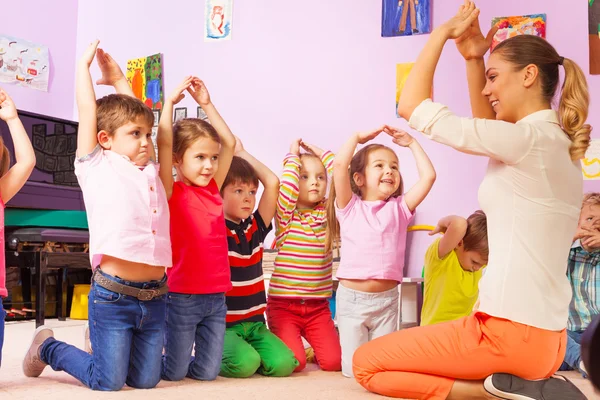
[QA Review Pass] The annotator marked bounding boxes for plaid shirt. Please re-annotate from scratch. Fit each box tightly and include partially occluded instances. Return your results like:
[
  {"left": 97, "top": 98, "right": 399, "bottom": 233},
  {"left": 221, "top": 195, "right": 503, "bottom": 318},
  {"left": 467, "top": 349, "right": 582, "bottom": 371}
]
[{"left": 567, "top": 240, "right": 600, "bottom": 332}]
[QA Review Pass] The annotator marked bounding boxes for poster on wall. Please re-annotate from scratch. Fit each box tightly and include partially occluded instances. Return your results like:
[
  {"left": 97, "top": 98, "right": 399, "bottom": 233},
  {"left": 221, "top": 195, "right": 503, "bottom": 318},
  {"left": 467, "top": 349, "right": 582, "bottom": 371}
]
[
  {"left": 0, "top": 35, "right": 50, "bottom": 91},
  {"left": 589, "top": 0, "right": 600, "bottom": 74},
  {"left": 490, "top": 14, "right": 546, "bottom": 50},
  {"left": 205, "top": 0, "right": 233, "bottom": 41},
  {"left": 126, "top": 53, "right": 164, "bottom": 110},
  {"left": 382, "top": 0, "right": 431, "bottom": 37},
  {"left": 582, "top": 139, "right": 600, "bottom": 180},
  {"left": 396, "top": 63, "right": 414, "bottom": 117}
]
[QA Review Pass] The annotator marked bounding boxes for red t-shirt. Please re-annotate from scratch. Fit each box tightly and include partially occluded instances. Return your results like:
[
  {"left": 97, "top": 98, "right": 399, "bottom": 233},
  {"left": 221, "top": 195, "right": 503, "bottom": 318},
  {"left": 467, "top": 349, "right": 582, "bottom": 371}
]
[{"left": 167, "top": 180, "right": 231, "bottom": 294}]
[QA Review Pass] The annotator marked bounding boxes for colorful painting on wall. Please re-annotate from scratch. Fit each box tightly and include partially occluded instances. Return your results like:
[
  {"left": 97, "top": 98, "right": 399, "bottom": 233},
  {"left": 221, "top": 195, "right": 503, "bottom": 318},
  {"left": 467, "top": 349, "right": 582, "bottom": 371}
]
[
  {"left": 589, "top": 0, "right": 600, "bottom": 74},
  {"left": 582, "top": 140, "right": 600, "bottom": 180},
  {"left": 490, "top": 14, "right": 546, "bottom": 51},
  {"left": 396, "top": 63, "right": 414, "bottom": 117},
  {"left": 126, "top": 53, "right": 164, "bottom": 110},
  {"left": 205, "top": 0, "right": 234, "bottom": 41},
  {"left": 382, "top": 0, "right": 431, "bottom": 37},
  {"left": 0, "top": 35, "right": 50, "bottom": 91}
]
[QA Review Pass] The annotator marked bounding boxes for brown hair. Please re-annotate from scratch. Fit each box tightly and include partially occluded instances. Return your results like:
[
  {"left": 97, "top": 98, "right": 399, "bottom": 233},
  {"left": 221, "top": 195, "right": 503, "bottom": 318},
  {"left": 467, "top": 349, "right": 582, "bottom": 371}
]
[
  {"left": 96, "top": 94, "right": 154, "bottom": 134},
  {"left": 172, "top": 118, "right": 220, "bottom": 161},
  {"left": 220, "top": 156, "right": 259, "bottom": 196},
  {"left": 582, "top": 192, "right": 600, "bottom": 208},
  {"left": 0, "top": 136, "right": 10, "bottom": 178},
  {"left": 325, "top": 144, "right": 403, "bottom": 252},
  {"left": 462, "top": 210, "right": 489, "bottom": 261},
  {"left": 492, "top": 35, "right": 591, "bottom": 160}
]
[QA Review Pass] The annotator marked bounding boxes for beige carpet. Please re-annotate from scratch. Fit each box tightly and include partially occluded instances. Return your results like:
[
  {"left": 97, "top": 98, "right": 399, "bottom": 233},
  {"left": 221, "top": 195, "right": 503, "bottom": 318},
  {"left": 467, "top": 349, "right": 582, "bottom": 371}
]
[{"left": 1, "top": 320, "right": 598, "bottom": 400}]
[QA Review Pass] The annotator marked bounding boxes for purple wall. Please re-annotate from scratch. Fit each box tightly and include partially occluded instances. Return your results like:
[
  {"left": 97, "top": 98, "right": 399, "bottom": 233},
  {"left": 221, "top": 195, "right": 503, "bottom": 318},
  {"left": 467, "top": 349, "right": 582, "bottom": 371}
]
[
  {"left": 0, "top": 0, "right": 571, "bottom": 273},
  {"left": 1, "top": 0, "right": 78, "bottom": 121}
]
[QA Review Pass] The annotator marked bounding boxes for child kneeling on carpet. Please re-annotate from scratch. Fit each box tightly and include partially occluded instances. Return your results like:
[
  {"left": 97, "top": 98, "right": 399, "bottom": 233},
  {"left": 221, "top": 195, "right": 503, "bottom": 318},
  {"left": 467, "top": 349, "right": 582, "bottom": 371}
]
[
  {"left": 159, "top": 76, "right": 235, "bottom": 382},
  {"left": 24, "top": 41, "right": 172, "bottom": 391},
  {"left": 420, "top": 211, "right": 488, "bottom": 326},
  {"left": 220, "top": 138, "right": 298, "bottom": 378}
]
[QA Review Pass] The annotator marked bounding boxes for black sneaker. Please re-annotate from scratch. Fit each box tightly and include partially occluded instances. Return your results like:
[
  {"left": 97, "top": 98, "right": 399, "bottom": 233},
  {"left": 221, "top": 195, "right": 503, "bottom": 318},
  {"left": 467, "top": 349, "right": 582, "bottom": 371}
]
[{"left": 484, "top": 374, "right": 587, "bottom": 400}]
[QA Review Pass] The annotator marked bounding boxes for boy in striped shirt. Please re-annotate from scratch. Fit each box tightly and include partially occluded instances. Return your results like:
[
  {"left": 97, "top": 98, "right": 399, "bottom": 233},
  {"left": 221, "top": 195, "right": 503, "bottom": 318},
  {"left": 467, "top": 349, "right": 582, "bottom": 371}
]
[{"left": 219, "top": 137, "right": 298, "bottom": 378}]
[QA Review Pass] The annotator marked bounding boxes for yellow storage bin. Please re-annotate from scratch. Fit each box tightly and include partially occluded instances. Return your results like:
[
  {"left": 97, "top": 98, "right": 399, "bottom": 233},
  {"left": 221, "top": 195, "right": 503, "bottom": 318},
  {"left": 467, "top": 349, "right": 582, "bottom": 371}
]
[{"left": 70, "top": 284, "right": 90, "bottom": 320}]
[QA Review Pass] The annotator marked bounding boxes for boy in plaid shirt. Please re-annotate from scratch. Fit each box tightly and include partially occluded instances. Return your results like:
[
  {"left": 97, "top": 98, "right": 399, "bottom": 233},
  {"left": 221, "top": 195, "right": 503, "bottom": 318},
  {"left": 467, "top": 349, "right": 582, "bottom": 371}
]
[{"left": 560, "top": 192, "right": 600, "bottom": 377}]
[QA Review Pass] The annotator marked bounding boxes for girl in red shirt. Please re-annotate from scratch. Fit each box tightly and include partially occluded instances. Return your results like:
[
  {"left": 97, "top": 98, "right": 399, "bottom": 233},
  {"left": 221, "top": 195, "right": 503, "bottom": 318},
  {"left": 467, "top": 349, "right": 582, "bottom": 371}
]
[{"left": 157, "top": 77, "right": 235, "bottom": 381}]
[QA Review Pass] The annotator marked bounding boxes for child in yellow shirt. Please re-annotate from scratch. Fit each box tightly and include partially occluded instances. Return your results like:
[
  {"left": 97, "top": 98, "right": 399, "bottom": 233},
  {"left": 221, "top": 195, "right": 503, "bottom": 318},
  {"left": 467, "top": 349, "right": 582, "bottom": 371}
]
[{"left": 420, "top": 211, "right": 488, "bottom": 326}]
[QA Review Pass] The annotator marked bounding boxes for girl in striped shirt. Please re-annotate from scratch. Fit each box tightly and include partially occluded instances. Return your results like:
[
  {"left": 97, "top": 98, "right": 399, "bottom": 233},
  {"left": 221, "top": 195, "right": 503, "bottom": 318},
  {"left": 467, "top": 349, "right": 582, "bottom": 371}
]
[{"left": 265, "top": 138, "right": 341, "bottom": 372}]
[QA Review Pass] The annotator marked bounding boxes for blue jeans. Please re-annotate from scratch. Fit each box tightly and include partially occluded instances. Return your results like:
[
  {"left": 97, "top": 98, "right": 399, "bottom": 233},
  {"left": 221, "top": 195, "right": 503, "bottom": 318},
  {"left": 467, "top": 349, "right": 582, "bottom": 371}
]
[
  {"left": 559, "top": 329, "right": 586, "bottom": 376},
  {"left": 40, "top": 270, "right": 167, "bottom": 391},
  {"left": 0, "top": 297, "right": 5, "bottom": 368},
  {"left": 162, "top": 292, "right": 226, "bottom": 381}
]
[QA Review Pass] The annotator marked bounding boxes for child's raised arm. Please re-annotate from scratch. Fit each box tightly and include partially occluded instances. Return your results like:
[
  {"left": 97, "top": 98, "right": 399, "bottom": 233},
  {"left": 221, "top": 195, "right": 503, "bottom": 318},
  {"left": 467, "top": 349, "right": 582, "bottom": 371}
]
[
  {"left": 276, "top": 139, "right": 303, "bottom": 230},
  {"left": 96, "top": 48, "right": 135, "bottom": 97},
  {"left": 384, "top": 126, "right": 436, "bottom": 212},
  {"left": 429, "top": 215, "right": 468, "bottom": 259},
  {"left": 332, "top": 128, "right": 385, "bottom": 209},
  {"left": 187, "top": 78, "right": 235, "bottom": 189},
  {"left": 0, "top": 89, "right": 35, "bottom": 203},
  {"left": 234, "top": 136, "right": 279, "bottom": 225},
  {"left": 76, "top": 40, "right": 101, "bottom": 158},
  {"left": 157, "top": 76, "right": 194, "bottom": 199}
]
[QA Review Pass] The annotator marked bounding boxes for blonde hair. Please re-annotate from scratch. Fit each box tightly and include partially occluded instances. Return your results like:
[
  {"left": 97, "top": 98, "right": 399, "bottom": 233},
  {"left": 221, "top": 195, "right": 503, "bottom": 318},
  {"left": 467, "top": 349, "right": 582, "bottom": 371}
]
[
  {"left": 325, "top": 144, "right": 402, "bottom": 253},
  {"left": 493, "top": 35, "right": 591, "bottom": 160},
  {"left": 583, "top": 192, "right": 600, "bottom": 208}
]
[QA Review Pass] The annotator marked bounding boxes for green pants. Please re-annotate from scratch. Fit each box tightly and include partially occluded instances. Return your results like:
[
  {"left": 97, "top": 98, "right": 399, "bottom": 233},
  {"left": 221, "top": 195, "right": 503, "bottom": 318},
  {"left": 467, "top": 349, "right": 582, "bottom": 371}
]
[{"left": 220, "top": 321, "right": 298, "bottom": 378}]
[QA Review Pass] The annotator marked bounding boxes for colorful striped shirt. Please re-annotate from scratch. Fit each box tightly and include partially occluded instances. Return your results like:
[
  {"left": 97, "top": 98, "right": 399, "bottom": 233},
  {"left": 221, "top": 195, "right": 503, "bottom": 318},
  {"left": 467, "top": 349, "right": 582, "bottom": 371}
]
[
  {"left": 567, "top": 240, "right": 600, "bottom": 332},
  {"left": 269, "top": 151, "right": 335, "bottom": 299},
  {"left": 225, "top": 211, "right": 272, "bottom": 327}
]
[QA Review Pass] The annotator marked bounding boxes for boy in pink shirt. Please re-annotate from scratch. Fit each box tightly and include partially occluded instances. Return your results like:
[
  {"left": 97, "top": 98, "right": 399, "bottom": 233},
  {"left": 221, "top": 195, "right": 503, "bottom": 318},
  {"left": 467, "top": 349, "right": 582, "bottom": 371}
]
[{"left": 23, "top": 41, "right": 171, "bottom": 391}]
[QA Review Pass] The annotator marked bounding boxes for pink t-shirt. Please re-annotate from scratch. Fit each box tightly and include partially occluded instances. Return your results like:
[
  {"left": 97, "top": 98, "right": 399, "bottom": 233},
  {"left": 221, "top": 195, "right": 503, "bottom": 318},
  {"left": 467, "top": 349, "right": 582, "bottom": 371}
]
[
  {"left": 0, "top": 196, "right": 5, "bottom": 297},
  {"left": 335, "top": 193, "right": 414, "bottom": 281},
  {"left": 74, "top": 145, "right": 172, "bottom": 269}
]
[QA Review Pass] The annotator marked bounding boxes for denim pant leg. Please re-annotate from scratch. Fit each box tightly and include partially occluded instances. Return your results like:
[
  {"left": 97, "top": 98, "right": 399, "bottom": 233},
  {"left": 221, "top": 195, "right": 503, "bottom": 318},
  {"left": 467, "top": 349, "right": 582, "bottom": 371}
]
[
  {"left": 560, "top": 330, "right": 584, "bottom": 372},
  {"left": 189, "top": 293, "right": 227, "bottom": 381},
  {"left": 41, "top": 282, "right": 134, "bottom": 390},
  {"left": 41, "top": 272, "right": 167, "bottom": 391},
  {"left": 0, "top": 297, "right": 5, "bottom": 368},
  {"left": 162, "top": 293, "right": 203, "bottom": 381},
  {"left": 125, "top": 291, "right": 167, "bottom": 388}
]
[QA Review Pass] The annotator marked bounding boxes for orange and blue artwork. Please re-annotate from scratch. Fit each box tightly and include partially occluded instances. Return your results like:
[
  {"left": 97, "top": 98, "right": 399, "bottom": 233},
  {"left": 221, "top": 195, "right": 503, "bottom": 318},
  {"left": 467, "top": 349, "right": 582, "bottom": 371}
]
[
  {"left": 126, "top": 53, "right": 163, "bottom": 110},
  {"left": 382, "top": 0, "right": 431, "bottom": 37}
]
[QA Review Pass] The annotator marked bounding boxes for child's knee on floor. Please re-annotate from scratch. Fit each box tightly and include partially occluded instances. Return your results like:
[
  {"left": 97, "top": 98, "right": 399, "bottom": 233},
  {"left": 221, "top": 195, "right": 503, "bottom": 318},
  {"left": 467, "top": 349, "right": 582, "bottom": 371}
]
[
  {"left": 222, "top": 348, "right": 261, "bottom": 378},
  {"left": 261, "top": 352, "right": 299, "bottom": 377}
]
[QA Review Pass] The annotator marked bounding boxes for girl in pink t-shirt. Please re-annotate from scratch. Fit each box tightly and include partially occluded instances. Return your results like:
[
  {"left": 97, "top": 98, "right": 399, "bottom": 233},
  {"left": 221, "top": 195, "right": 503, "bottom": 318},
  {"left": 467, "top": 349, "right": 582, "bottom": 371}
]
[
  {"left": 326, "top": 126, "right": 435, "bottom": 377},
  {"left": 0, "top": 88, "right": 36, "bottom": 367}
]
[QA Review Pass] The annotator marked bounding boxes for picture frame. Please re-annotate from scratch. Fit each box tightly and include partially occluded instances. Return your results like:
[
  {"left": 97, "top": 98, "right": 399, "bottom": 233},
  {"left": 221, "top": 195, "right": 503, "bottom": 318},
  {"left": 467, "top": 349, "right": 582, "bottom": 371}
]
[{"left": 174, "top": 107, "right": 187, "bottom": 122}]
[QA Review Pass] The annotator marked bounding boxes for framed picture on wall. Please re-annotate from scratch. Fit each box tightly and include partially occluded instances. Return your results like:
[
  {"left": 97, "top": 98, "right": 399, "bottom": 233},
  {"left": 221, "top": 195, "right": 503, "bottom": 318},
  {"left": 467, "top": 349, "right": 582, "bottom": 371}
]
[
  {"left": 152, "top": 110, "right": 160, "bottom": 127},
  {"left": 197, "top": 106, "right": 209, "bottom": 121},
  {"left": 174, "top": 107, "right": 187, "bottom": 122}
]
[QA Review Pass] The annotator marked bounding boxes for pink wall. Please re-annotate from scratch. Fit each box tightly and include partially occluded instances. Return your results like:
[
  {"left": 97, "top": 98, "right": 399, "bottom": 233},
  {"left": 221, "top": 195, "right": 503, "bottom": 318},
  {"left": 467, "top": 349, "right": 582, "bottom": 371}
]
[
  {"left": 72, "top": 0, "right": 598, "bottom": 275},
  {"left": 2, "top": 0, "right": 78, "bottom": 121}
]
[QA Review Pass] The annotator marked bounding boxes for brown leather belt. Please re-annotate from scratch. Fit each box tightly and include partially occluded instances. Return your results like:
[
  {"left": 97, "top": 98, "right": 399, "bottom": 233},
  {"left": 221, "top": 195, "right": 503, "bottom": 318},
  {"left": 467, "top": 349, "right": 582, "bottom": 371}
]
[{"left": 93, "top": 271, "right": 168, "bottom": 301}]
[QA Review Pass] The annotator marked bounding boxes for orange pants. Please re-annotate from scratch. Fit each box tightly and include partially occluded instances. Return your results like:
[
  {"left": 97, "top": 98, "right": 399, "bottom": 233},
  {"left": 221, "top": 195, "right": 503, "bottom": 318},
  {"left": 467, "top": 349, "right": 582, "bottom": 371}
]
[{"left": 353, "top": 312, "right": 566, "bottom": 400}]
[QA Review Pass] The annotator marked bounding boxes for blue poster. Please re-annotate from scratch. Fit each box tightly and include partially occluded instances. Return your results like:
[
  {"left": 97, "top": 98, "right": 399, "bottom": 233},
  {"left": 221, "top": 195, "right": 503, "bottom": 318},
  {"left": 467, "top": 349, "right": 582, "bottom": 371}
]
[{"left": 382, "top": 0, "right": 432, "bottom": 37}]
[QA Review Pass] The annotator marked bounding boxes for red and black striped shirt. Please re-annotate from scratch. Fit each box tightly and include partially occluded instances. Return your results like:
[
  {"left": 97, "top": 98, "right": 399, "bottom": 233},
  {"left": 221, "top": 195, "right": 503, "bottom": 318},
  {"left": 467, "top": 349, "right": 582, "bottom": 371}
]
[{"left": 225, "top": 211, "right": 272, "bottom": 327}]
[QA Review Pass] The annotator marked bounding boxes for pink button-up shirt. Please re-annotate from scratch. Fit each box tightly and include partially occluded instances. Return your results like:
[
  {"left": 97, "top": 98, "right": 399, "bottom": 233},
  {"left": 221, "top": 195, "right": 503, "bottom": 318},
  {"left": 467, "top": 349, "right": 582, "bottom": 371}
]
[
  {"left": 335, "top": 193, "right": 414, "bottom": 281},
  {"left": 75, "top": 145, "right": 172, "bottom": 269}
]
